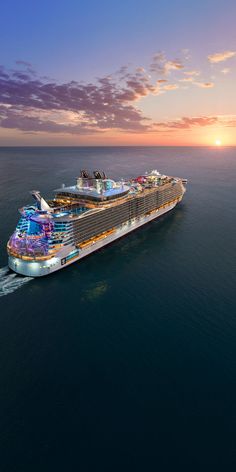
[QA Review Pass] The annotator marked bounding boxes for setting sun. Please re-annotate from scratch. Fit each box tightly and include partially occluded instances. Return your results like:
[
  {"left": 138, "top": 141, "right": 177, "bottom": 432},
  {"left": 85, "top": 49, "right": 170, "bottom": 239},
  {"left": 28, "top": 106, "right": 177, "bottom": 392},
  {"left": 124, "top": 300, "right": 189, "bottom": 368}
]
[{"left": 215, "top": 139, "right": 222, "bottom": 146}]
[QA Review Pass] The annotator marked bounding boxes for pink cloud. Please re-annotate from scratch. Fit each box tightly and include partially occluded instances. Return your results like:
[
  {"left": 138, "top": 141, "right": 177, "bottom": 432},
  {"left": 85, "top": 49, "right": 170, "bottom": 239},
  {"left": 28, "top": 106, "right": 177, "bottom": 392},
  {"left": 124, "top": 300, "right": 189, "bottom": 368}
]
[
  {"left": 194, "top": 82, "right": 214, "bottom": 88},
  {"left": 208, "top": 51, "right": 236, "bottom": 63},
  {"left": 150, "top": 53, "right": 184, "bottom": 75},
  {"left": 153, "top": 116, "right": 218, "bottom": 129},
  {"left": 184, "top": 70, "right": 200, "bottom": 76},
  {"left": 162, "top": 84, "right": 179, "bottom": 90}
]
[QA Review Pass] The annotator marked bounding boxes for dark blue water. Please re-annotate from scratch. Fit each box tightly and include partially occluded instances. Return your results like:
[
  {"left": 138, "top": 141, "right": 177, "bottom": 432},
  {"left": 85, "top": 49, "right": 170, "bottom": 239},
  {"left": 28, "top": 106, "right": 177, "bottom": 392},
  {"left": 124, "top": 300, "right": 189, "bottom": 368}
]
[{"left": 0, "top": 147, "right": 236, "bottom": 471}]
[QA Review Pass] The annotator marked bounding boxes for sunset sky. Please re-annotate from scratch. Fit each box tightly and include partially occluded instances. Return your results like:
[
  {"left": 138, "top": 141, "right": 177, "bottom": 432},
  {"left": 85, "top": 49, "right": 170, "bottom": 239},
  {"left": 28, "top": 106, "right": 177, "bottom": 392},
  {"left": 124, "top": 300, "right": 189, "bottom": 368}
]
[{"left": 0, "top": 0, "right": 236, "bottom": 146}]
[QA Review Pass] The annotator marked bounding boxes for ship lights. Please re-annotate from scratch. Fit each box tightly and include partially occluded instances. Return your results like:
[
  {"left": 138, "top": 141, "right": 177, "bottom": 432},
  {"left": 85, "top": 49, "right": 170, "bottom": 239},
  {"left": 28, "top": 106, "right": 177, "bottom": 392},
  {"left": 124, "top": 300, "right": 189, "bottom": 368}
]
[{"left": 54, "top": 212, "right": 69, "bottom": 217}]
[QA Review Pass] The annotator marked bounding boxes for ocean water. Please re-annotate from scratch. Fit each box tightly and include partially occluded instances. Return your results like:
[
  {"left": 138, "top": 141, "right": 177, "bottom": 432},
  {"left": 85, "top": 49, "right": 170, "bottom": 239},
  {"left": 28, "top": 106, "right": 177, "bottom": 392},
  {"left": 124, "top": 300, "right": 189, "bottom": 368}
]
[{"left": 0, "top": 146, "right": 236, "bottom": 471}]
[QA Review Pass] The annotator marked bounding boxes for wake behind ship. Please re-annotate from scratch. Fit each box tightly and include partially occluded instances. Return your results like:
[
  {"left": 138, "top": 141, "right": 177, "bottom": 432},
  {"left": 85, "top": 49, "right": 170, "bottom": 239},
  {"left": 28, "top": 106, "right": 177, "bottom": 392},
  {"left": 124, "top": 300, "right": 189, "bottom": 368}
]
[{"left": 7, "top": 170, "right": 187, "bottom": 277}]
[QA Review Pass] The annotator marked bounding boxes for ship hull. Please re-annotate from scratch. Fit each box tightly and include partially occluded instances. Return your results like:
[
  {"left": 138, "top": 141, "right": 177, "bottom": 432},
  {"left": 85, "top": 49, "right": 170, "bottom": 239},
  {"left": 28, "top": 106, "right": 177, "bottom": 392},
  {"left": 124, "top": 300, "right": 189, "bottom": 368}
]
[{"left": 8, "top": 199, "right": 179, "bottom": 277}]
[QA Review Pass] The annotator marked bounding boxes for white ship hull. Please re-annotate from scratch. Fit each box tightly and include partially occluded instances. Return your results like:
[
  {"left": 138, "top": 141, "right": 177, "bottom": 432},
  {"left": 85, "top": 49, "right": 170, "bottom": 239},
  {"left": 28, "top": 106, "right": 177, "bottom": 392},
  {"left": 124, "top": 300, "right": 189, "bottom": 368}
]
[{"left": 8, "top": 199, "right": 179, "bottom": 277}]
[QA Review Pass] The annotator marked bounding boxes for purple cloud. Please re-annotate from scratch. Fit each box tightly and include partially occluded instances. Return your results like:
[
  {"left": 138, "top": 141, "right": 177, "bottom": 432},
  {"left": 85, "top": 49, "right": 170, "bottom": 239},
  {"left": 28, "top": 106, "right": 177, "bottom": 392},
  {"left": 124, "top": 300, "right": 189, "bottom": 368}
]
[
  {"left": 0, "top": 108, "right": 101, "bottom": 134},
  {"left": 0, "top": 55, "right": 223, "bottom": 136},
  {"left": 15, "top": 60, "right": 33, "bottom": 67},
  {"left": 0, "top": 64, "right": 157, "bottom": 134}
]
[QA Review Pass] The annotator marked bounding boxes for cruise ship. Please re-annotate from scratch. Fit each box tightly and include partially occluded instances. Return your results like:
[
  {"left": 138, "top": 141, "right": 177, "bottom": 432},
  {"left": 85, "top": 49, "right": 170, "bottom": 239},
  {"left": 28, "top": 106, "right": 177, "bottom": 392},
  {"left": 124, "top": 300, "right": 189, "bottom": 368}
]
[{"left": 7, "top": 170, "right": 187, "bottom": 277}]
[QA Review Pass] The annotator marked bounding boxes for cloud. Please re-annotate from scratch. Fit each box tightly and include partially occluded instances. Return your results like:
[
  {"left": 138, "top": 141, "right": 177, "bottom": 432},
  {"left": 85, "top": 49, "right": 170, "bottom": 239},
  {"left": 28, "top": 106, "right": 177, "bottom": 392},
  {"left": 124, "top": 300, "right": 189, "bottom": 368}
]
[
  {"left": 217, "top": 115, "right": 236, "bottom": 127},
  {"left": 0, "top": 66, "right": 9, "bottom": 79},
  {"left": 208, "top": 51, "right": 236, "bottom": 63},
  {"left": 162, "top": 84, "right": 179, "bottom": 90},
  {"left": 151, "top": 114, "right": 236, "bottom": 132},
  {"left": 224, "top": 119, "right": 236, "bottom": 127},
  {"left": 179, "top": 77, "right": 194, "bottom": 82},
  {"left": 154, "top": 116, "right": 218, "bottom": 129},
  {"left": 184, "top": 70, "right": 200, "bottom": 76},
  {"left": 194, "top": 82, "right": 214, "bottom": 88},
  {"left": 120, "top": 73, "right": 159, "bottom": 100},
  {"left": 0, "top": 107, "right": 101, "bottom": 134},
  {"left": 15, "top": 60, "right": 33, "bottom": 67},
  {"left": 163, "top": 60, "right": 184, "bottom": 74},
  {"left": 0, "top": 51, "right": 230, "bottom": 137},
  {"left": 0, "top": 64, "right": 162, "bottom": 134},
  {"left": 136, "top": 67, "right": 146, "bottom": 73},
  {"left": 181, "top": 48, "right": 191, "bottom": 60},
  {"left": 150, "top": 53, "right": 184, "bottom": 75},
  {"left": 221, "top": 68, "right": 230, "bottom": 74}
]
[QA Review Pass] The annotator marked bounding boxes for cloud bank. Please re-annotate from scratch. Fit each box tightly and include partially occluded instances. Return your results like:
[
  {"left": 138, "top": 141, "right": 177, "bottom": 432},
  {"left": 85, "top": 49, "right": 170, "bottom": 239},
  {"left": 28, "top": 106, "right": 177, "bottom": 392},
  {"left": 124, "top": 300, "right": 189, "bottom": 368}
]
[
  {"left": 0, "top": 50, "right": 234, "bottom": 137},
  {"left": 0, "top": 64, "right": 161, "bottom": 134}
]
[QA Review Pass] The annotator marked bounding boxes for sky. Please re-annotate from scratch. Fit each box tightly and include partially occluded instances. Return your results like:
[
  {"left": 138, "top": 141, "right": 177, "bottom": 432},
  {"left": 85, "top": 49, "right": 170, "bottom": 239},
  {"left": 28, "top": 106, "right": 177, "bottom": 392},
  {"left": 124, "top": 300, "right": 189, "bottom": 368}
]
[{"left": 0, "top": 0, "right": 236, "bottom": 146}]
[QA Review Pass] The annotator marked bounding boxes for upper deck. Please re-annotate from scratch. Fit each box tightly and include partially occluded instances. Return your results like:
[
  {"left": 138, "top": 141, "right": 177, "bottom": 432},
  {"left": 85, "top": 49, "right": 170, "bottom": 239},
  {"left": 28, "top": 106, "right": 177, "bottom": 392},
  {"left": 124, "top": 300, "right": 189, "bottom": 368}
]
[
  {"left": 18, "top": 169, "right": 185, "bottom": 221},
  {"left": 54, "top": 169, "right": 130, "bottom": 204}
]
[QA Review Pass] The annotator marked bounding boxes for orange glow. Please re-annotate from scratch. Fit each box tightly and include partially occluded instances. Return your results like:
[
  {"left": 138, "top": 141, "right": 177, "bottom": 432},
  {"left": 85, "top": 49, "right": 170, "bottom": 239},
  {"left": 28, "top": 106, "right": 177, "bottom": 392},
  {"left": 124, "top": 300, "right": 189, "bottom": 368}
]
[
  {"left": 1, "top": 125, "right": 236, "bottom": 146},
  {"left": 215, "top": 139, "right": 222, "bottom": 146}
]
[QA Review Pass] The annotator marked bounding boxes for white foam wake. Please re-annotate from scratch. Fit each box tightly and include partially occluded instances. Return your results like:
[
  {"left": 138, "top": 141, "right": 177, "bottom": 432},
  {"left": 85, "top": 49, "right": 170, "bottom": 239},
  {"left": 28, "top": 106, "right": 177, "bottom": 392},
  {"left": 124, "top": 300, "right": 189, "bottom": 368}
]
[
  {"left": 0, "top": 266, "right": 33, "bottom": 297},
  {"left": 0, "top": 266, "right": 9, "bottom": 277}
]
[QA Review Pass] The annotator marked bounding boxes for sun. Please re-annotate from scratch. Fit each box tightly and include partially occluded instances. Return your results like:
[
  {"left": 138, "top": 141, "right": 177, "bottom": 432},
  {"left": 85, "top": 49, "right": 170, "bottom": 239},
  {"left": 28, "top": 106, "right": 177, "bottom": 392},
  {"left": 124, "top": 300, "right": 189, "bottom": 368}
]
[{"left": 215, "top": 139, "right": 222, "bottom": 146}]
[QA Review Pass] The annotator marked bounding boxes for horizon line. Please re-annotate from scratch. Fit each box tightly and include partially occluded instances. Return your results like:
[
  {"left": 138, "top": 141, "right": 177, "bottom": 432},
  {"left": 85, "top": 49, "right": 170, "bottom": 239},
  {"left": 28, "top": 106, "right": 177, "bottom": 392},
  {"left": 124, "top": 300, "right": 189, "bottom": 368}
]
[{"left": 0, "top": 144, "right": 236, "bottom": 148}]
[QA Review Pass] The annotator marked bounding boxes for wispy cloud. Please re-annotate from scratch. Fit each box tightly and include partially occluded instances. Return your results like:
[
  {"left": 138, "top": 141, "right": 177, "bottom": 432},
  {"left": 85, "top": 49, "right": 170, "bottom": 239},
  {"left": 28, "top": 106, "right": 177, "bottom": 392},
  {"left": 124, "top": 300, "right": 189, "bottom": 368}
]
[
  {"left": 218, "top": 115, "right": 236, "bottom": 127},
  {"left": 224, "top": 119, "right": 236, "bottom": 127},
  {"left": 208, "top": 50, "right": 236, "bottom": 63},
  {"left": 184, "top": 70, "right": 200, "bottom": 76},
  {"left": 221, "top": 68, "right": 230, "bottom": 74},
  {"left": 162, "top": 84, "right": 179, "bottom": 90},
  {"left": 179, "top": 77, "right": 194, "bottom": 82},
  {"left": 181, "top": 48, "right": 191, "bottom": 60},
  {"left": 153, "top": 115, "right": 236, "bottom": 131},
  {"left": 15, "top": 60, "right": 33, "bottom": 67},
  {"left": 194, "top": 82, "right": 214, "bottom": 88},
  {"left": 154, "top": 116, "right": 218, "bottom": 129},
  {"left": 150, "top": 53, "right": 184, "bottom": 75},
  {"left": 163, "top": 60, "right": 184, "bottom": 74}
]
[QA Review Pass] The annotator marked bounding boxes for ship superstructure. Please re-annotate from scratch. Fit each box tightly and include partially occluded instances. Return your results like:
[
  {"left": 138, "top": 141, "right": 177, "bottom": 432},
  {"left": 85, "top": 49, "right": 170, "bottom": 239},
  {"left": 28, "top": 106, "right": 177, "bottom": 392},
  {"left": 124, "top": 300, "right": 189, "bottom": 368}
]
[{"left": 7, "top": 170, "right": 187, "bottom": 276}]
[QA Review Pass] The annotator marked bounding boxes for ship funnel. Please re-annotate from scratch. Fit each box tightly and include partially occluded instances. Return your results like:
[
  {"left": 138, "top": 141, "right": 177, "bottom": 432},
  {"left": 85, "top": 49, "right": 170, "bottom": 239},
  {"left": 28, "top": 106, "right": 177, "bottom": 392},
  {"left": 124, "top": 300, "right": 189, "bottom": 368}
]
[
  {"left": 31, "top": 190, "right": 51, "bottom": 211},
  {"left": 80, "top": 169, "right": 91, "bottom": 179}
]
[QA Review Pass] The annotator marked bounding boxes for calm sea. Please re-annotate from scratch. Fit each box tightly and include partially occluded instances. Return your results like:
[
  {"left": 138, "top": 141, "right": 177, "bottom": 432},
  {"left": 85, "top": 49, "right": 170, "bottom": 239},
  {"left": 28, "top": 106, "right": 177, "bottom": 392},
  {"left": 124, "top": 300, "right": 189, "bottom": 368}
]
[{"left": 0, "top": 146, "right": 236, "bottom": 471}]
